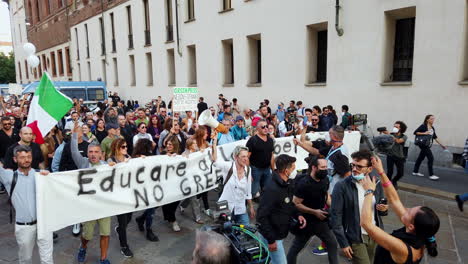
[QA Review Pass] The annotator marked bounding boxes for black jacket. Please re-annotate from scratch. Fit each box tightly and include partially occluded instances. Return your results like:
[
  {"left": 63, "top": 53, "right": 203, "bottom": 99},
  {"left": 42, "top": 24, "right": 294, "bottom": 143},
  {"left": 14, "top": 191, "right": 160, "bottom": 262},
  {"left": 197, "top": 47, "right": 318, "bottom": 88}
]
[
  {"left": 59, "top": 140, "right": 88, "bottom": 171},
  {"left": 257, "top": 171, "right": 300, "bottom": 244},
  {"left": 330, "top": 176, "right": 386, "bottom": 248}
]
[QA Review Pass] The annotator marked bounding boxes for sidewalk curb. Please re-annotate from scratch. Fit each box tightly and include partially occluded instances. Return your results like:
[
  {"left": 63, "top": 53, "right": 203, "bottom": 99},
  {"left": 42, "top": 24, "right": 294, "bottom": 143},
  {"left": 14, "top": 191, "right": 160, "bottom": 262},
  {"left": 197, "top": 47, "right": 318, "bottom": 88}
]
[{"left": 398, "top": 182, "right": 456, "bottom": 201}]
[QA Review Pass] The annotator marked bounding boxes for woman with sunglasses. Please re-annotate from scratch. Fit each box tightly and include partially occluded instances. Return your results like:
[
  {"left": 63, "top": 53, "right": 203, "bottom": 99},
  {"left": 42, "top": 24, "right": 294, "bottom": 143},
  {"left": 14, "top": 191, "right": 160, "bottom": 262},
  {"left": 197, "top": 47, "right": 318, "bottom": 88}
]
[
  {"left": 107, "top": 139, "right": 133, "bottom": 258},
  {"left": 361, "top": 156, "right": 440, "bottom": 264},
  {"left": 160, "top": 135, "right": 183, "bottom": 231},
  {"left": 133, "top": 122, "right": 154, "bottom": 149}
]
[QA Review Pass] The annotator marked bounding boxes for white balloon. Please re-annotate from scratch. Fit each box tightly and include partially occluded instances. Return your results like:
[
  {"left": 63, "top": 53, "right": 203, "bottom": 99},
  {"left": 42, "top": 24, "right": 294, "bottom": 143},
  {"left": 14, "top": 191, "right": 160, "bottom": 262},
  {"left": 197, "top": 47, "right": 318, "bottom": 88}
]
[
  {"left": 27, "top": 55, "right": 40, "bottom": 68},
  {"left": 23, "top": 43, "right": 36, "bottom": 56}
]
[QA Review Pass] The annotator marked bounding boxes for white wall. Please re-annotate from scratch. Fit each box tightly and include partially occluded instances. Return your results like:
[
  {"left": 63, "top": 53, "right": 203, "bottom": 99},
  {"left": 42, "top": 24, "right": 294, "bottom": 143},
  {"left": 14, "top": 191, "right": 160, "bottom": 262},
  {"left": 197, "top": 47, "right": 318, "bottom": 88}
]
[{"left": 70, "top": 0, "right": 468, "bottom": 148}]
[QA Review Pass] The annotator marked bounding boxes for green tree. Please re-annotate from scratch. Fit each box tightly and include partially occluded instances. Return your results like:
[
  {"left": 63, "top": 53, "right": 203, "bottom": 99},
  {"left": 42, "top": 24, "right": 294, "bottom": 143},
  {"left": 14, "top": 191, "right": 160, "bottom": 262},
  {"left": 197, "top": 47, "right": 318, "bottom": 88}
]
[{"left": 0, "top": 52, "right": 16, "bottom": 84}]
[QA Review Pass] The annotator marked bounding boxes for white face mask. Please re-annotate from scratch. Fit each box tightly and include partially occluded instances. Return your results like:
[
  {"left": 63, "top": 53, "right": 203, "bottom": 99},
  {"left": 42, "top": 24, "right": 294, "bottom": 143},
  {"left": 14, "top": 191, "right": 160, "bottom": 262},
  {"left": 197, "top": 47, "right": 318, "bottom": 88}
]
[
  {"left": 288, "top": 169, "right": 298, "bottom": 179},
  {"left": 392, "top": 127, "right": 399, "bottom": 133},
  {"left": 352, "top": 173, "right": 365, "bottom": 181}
]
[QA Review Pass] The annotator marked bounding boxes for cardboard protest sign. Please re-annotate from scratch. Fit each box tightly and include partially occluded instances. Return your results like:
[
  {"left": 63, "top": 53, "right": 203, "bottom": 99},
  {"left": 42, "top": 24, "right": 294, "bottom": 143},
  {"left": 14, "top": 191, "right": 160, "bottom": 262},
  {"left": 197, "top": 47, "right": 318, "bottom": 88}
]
[{"left": 173, "top": 87, "right": 198, "bottom": 112}]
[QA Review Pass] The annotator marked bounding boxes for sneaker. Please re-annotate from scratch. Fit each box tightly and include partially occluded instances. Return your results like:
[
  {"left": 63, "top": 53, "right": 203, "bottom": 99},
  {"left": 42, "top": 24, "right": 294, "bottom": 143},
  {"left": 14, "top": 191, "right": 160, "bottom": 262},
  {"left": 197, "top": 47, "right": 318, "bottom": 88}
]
[
  {"left": 204, "top": 209, "right": 212, "bottom": 217},
  {"left": 135, "top": 216, "right": 145, "bottom": 232},
  {"left": 455, "top": 195, "right": 464, "bottom": 212},
  {"left": 120, "top": 247, "right": 134, "bottom": 258},
  {"left": 99, "top": 259, "right": 111, "bottom": 264},
  {"left": 179, "top": 205, "right": 185, "bottom": 213},
  {"left": 412, "top": 172, "right": 424, "bottom": 177},
  {"left": 172, "top": 221, "right": 181, "bottom": 232},
  {"left": 312, "top": 245, "right": 328, "bottom": 256},
  {"left": 195, "top": 218, "right": 204, "bottom": 224},
  {"left": 429, "top": 175, "right": 440, "bottom": 181},
  {"left": 77, "top": 247, "right": 87, "bottom": 263},
  {"left": 146, "top": 229, "right": 159, "bottom": 242},
  {"left": 72, "top": 224, "right": 81, "bottom": 237}
]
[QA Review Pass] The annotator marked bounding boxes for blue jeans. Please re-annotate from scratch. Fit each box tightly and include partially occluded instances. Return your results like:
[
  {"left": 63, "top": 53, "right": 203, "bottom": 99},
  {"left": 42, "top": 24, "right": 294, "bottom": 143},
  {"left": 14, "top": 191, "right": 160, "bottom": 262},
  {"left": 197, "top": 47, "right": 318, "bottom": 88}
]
[
  {"left": 465, "top": 160, "right": 468, "bottom": 174},
  {"left": 142, "top": 208, "right": 155, "bottom": 229},
  {"left": 258, "top": 233, "right": 287, "bottom": 264},
  {"left": 251, "top": 166, "right": 272, "bottom": 196},
  {"left": 232, "top": 213, "right": 250, "bottom": 226}
]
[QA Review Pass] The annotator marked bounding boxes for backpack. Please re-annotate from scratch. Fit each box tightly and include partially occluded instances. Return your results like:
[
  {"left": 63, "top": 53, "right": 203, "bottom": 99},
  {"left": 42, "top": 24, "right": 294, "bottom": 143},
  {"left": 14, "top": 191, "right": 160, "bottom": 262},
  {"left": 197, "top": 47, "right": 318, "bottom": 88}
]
[
  {"left": 216, "top": 162, "right": 251, "bottom": 196},
  {"left": 8, "top": 171, "right": 18, "bottom": 223}
]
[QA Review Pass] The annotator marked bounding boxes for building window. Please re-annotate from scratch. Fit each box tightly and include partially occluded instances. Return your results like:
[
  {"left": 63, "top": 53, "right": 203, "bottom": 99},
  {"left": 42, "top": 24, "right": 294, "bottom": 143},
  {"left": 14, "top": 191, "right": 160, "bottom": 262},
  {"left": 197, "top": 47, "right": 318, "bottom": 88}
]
[
  {"left": 392, "top": 18, "right": 415, "bottom": 82},
  {"left": 35, "top": 0, "right": 40, "bottom": 22},
  {"left": 247, "top": 34, "right": 261, "bottom": 85},
  {"left": 85, "top": 24, "right": 90, "bottom": 58},
  {"left": 221, "top": 0, "right": 231, "bottom": 11},
  {"left": 58, "top": 49, "right": 64, "bottom": 76},
  {"left": 18, "top": 62, "right": 23, "bottom": 83},
  {"left": 167, "top": 48, "right": 176, "bottom": 85},
  {"left": 25, "top": 60, "right": 29, "bottom": 79},
  {"left": 51, "top": 51, "right": 57, "bottom": 77},
  {"left": 99, "top": 17, "right": 106, "bottom": 55},
  {"left": 306, "top": 23, "right": 328, "bottom": 84},
  {"left": 187, "top": 0, "right": 195, "bottom": 21},
  {"left": 101, "top": 59, "right": 107, "bottom": 83},
  {"left": 187, "top": 45, "right": 197, "bottom": 85},
  {"left": 222, "top": 39, "right": 234, "bottom": 85},
  {"left": 45, "top": 0, "right": 50, "bottom": 16},
  {"left": 87, "top": 61, "right": 91, "bottom": 81},
  {"left": 74, "top": 28, "right": 80, "bottom": 60},
  {"left": 146, "top": 53, "right": 153, "bottom": 86},
  {"left": 77, "top": 63, "right": 81, "bottom": 81},
  {"left": 113, "top": 58, "right": 119, "bottom": 86},
  {"left": 383, "top": 7, "right": 416, "bottom": 83},
  {"left": 165, "top": 0, "right": 173, "bottom": 42},
  {"left": 129, "top": 55, "right": 136, "bottom": 86},
  {"left": 34, "top": 68, "right": 37, "bottom": 79},
  {"left": 110, "top": 13, "right": 116, "bottom": 52},
  {"left": 143, "top": 0, "right": 151, "bottom": 45},
  {"left": 126, "top": 6, "right": 133, "bottom": 49},
  {"left": 65, "top": 47, "right": 72, "bottom": 76},
  {"left": 42, "top": 54, "right": 47, "bottom": 71}
]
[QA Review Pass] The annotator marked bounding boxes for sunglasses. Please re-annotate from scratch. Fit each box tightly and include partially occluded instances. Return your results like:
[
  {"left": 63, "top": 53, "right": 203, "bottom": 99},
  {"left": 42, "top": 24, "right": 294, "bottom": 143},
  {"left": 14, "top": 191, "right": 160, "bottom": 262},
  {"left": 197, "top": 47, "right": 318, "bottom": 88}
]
[
  {"left": 312, "top": 119, "right": 319, "bottom": 121},
  {"left": 2, "top": 123, "right": 11, "bottom": 126},
  {"left": 140, "top": 126, "right": 147, "bottom": 129},
  {"left": 350, "top": 163, "right": 370, "bottom": 170},
  {"left": 121, "top": 145, "right": 128, "bottom": 149}
]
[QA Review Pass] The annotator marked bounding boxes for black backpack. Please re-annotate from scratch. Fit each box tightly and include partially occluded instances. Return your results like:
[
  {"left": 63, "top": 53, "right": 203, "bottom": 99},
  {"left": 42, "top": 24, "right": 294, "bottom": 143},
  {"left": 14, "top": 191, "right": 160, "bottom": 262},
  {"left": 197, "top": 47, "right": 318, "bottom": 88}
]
[{"left": 8, "top": 171, "right": 18, "bottom": 223}]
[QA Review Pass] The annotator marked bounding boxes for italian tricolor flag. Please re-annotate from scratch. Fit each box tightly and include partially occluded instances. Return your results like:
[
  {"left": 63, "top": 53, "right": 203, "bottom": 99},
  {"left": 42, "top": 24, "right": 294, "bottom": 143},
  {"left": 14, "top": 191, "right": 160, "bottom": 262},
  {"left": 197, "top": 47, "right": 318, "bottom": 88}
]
[{"left": 26, "top": 73, "right": 73, "bottom": 144}]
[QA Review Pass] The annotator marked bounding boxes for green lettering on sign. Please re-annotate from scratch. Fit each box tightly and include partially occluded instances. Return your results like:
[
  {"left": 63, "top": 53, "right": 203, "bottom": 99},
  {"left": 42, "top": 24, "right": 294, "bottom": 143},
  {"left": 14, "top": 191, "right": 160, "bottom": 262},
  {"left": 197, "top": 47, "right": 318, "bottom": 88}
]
[{"left": 173, "top": 87, "right": 199, "bottom": 94}]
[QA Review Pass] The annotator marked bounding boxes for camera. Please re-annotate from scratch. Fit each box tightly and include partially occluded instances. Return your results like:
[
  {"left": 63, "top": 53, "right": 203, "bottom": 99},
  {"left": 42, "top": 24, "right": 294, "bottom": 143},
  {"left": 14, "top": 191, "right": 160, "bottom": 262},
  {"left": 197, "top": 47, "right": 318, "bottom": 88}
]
[
  {"left": 211, "top": 200, "right": 231, "bottom": 222},
  {"left": 377, "top": 127, "right": 387, "bottom": 133}
]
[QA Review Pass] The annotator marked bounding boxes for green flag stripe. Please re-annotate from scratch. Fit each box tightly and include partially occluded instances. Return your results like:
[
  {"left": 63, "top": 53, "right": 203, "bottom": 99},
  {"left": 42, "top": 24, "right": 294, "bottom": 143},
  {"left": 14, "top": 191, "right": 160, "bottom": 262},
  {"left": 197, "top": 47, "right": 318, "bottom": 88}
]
[{"left": 36, "top": 74, "right": 73, "bottom": 121}]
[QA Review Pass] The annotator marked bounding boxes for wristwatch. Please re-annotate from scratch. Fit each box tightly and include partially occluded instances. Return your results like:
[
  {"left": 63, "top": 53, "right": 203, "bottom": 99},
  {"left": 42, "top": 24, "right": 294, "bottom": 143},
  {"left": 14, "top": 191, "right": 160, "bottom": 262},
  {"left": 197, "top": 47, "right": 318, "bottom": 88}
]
[{"left": 364, "top": 189, "right": 375, "bottom": 196}]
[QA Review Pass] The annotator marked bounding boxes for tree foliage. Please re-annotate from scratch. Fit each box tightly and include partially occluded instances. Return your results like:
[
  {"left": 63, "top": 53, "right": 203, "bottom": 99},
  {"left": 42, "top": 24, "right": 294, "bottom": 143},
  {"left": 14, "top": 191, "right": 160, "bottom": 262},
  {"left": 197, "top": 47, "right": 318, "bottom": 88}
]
[{"left": 0, "top": 52, "right": 16, "bottom": 84}]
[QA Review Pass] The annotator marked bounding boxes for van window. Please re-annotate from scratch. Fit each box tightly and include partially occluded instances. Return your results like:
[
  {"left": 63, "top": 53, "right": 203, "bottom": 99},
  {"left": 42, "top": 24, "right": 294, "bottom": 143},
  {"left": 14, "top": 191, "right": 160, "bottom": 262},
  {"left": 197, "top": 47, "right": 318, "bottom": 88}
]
[
  {"left": 61, "top": 89, "right": 87, "bottom": 100},
  {"left": 88, "top": 88, "right": 105, "bottom": 101}
]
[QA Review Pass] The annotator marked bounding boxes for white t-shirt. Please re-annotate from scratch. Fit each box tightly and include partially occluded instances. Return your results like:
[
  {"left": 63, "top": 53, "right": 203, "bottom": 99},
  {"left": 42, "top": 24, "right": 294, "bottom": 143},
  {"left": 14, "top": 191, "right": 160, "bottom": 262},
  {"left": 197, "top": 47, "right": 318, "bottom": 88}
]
[{"left": 355, "top": 180, "right": 376, "bottom": 235}]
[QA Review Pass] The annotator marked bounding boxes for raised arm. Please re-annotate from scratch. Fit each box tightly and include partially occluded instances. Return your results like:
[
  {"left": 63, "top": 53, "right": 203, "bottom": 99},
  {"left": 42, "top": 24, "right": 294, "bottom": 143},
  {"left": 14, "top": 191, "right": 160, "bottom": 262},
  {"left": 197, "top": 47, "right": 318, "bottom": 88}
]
[
  {"left": 371, "top": 156, "right": 406, "bottom": 219},
  {"left": 71, "top": 124, "right": 89, "bottom": 169}
]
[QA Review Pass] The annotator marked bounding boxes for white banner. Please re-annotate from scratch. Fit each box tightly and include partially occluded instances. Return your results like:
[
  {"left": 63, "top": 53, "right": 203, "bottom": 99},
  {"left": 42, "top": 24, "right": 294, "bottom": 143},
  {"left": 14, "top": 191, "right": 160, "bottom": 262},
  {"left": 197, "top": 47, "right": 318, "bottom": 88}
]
[
  {"left": 36, "top": 132, "right": 361, "bottom": 239},
  {"left": 173, "top": 87, "right": 198, "bottom": 112}
]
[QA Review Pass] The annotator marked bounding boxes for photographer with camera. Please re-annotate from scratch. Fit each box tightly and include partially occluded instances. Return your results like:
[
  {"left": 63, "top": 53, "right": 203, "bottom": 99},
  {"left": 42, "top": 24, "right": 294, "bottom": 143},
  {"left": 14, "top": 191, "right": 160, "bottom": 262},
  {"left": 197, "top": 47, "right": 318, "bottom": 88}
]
[
  {"left": 278, "top": 109, "right": 299, "bottom": 137},
  {"left": 211, "top": 135, "right": 255, "bottom": 225},
  {"left": 287, "top": 156, "right": 339, "bottom": 264},
  {"left": 257, "top": 154, "right": 306, "bottom": 264},
  {"left": 380, "top": 122, "right": 408, "bottom": 189}
]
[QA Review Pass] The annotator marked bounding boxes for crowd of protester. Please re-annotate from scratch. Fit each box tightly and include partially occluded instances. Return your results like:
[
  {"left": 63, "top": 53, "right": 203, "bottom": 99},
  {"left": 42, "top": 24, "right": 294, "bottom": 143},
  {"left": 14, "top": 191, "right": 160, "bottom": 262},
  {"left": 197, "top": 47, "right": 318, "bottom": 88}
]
[{"left": 0, "top": 91, "right": 460, "bottom": 264}]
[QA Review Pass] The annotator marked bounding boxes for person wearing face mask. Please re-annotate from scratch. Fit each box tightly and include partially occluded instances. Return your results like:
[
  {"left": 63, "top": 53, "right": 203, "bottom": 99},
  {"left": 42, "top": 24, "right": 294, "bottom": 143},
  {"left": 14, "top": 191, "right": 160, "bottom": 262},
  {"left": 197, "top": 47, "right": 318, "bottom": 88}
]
[
  {"left": 383, "top": 121, "right": 408, "bottom": 189},
  {"left": 330, "top": 150, "right": 388, "bottom": 264},
  {"left": 256, "top": 154, "right": 306, "bottom": 264},
  {"left": 287, "top": 156, "right": 339, "bottom": 264}
]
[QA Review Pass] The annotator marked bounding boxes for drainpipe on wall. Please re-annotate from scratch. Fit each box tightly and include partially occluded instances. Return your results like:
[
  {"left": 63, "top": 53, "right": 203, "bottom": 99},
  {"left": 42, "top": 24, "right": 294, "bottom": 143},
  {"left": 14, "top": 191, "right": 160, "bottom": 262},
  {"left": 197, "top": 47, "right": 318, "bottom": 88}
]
[
  {"left": 175, "top": 0, "right": 182, "bottom": 56},
  {"left": 335, "top": 0, "right": 344, "bottom": 36}
]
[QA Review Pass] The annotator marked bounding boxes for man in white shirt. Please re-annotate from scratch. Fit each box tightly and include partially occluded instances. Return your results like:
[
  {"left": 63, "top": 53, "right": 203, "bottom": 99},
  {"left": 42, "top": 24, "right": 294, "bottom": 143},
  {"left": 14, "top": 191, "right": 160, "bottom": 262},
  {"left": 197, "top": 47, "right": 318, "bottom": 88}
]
[{"left": 211, "top": 141, "right": 255, "bottom": 225}]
